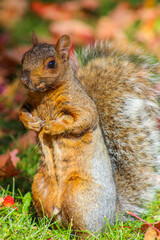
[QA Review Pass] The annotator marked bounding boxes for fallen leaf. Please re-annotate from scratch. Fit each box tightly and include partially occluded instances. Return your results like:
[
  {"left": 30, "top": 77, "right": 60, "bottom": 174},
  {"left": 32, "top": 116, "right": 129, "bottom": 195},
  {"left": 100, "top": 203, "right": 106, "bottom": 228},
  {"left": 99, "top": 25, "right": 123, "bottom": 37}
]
[
  {"left": 0, "top": 0, "right": 28, "bottom": 27},
  {"left": 1, "top": 195, "right": 18, "bottom": 210},
  {"left": 96, "top": 2, "right": 137, "bottom": 42},
  {"left": 144, "top": 227, "right": 158, "bottom": 240},
  {"left": 96, "top": 16, "right": 117, "bottom": 39},
  {"left": 96, "top": 16, "right": 128, "bottom": 45},
  {"left": 9, "top": 149, "right": 20, "bottom": 167},
  {"left": 2, "top": 195, "right": 15, "bottom": 206},
  {"left": 127, "top": 211, "right": 160, "bottom": 237},
  {"left": 0, "top": 149, "right": 20, "bottom": 179},
  {"left": 18, "top": 131, "right": 37, "bottom": 149},
  {"left": 50, "top": 20, "right": 95, "bottom": 45},
  {"left": 10, "top": 131, "right": 37, "bottom": 152},
  {"left": 109, "top": 2, "right": 137, "bottom": 29},
  {"left": 81, "top": 0, "right": 99, "bottom": 10},
  {"left": 138, "top": 7, "right": 160, "bottom": 22},
  {"left": 141, "top": 222, "right": 160, "bottom": 234},
  {"left": 31, "top": 2, "right": 74, "bottom": 21}
]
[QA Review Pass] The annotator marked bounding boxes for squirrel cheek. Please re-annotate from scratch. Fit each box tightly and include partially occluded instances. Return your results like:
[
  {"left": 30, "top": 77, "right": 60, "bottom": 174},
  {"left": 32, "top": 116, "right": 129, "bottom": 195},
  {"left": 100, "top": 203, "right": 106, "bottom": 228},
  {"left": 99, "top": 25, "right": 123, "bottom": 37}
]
[{"left": 30, "top": 75, "right": 42, "bottom": 88}]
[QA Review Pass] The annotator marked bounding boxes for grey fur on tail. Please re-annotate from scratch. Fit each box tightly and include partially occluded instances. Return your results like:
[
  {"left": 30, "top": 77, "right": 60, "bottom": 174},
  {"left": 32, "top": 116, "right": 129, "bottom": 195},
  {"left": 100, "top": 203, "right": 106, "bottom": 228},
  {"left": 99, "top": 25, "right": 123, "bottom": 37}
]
[{"left": 76, "top": 40, "right": 160, "bottom": 216}]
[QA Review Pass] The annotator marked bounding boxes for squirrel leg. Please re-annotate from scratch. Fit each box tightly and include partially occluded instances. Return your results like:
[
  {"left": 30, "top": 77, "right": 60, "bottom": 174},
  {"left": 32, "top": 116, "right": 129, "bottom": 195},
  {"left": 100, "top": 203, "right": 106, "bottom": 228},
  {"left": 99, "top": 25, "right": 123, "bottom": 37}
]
[
  {"left": 32, "top": 131, "right": 62, "bottom": 221},
  {"left": 32, "top": 162, "right": 61, "bottom": 220},
  {"left": 60, "top": 174, "right": 114, "bottom": 233}
]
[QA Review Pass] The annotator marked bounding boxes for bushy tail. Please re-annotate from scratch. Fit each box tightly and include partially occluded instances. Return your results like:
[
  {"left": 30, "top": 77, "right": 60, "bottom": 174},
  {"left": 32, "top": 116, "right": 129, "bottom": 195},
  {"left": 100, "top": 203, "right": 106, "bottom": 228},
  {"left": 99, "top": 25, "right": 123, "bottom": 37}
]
[{"left": 76, "top": 40, "right": 160, "bottom": 215}]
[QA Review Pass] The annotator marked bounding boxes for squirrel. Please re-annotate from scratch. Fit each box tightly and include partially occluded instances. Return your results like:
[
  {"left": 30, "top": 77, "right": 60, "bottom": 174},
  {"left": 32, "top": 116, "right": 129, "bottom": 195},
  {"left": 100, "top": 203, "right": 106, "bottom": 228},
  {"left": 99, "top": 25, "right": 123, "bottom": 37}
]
[
  {"left": 19, "top": 33, "right": 160, "bottom": 234},
  {"left": 19, "top": 33, "right": 117, "bottom": 234}
]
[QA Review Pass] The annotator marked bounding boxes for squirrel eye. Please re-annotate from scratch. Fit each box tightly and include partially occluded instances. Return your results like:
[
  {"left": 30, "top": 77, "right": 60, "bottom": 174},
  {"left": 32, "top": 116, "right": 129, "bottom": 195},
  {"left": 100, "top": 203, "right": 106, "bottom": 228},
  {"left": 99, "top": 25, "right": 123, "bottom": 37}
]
[{"left": 48, "top": 60, "right": 56, "bottom": 69}]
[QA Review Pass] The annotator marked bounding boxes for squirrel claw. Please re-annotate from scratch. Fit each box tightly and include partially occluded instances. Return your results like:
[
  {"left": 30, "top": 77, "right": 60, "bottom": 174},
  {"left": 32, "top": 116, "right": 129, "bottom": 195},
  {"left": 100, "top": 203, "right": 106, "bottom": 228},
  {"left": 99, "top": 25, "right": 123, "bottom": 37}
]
[
  {"left": 41, "top": 120, "right": 46, "bottom": 126},
  {"left": 44, "top": 126, "right": 54, "bottom": 135},
  {"left": 26, "top": 118, "right": 45, "bottom": 132},
  {"left": 53, "top": 207, "right": 61, "bottom": 216},
  {"left": 53, "top": 207, "right": 62, "bottom": 223},
  {"left": 43, "top": 121, "right": 56, "bottom": 135}
]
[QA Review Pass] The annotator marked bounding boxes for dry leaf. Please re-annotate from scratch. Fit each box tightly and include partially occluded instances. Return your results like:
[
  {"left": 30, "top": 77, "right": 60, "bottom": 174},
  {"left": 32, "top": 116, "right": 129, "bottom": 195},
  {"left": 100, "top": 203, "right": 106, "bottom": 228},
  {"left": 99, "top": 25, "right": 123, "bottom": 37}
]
[
  {"left": 109, "top": 2, "right": 137, "bottom": 29},
  {"left": 0, "top": 0, "right": 28, "bottom": 27},
  {"left": 18, "top": 131, "right": 37, "bottom": 150},
  {"left": 31, "top": 2, "right": 74, "bottom": 21},
  {"left": 9, "top": 149, "right": 20, "bottom": 167},
  {"left": 144, "top": 227, "right": 158, "bottom": 240},
  {"left": 50, "top": 20, "right": 95, "bottom": 45},
  {"left": 1, "top": 195, "right": 18, "bottom": 210},
  {"left": 141, "top": 222, "right": 160, "bottom": 234},
  {"left": 10, "top": 131, "right": 37, "bottom": 152},
  {"left": 138, "top": 7, "right": 160, "bottom": 22},
  {"left": 96, "top": 16, "right": 128, "bottom": 45},
  {"left": 96, "top": 2, "right": 136, "bottom": 41},
  {"left": 96, "top": 17, "right": 117, "bottom": 40},
  {"left": 81, "top": 0, "right": 99, "bottom": 10},
  {"left": 0, "top": 149, "right": 20, "bottom": 179}
]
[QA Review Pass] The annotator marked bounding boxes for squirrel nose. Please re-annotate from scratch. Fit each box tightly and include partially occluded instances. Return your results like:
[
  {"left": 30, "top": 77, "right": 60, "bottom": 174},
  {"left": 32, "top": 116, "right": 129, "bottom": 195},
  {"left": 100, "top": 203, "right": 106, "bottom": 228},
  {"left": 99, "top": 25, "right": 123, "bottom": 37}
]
[{"left": 21, "top": 70, "right": 31, "bottom": 85}]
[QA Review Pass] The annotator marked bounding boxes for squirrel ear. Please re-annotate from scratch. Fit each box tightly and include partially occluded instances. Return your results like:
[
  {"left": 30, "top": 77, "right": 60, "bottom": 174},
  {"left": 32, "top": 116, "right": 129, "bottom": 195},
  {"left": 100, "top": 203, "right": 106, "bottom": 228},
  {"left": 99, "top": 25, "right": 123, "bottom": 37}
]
[
  {"left": 55, "top": 35, "right": 71, "bottom": 60},
  {"left": 32, "top": 31, "right": 39, "bottom": 46}
]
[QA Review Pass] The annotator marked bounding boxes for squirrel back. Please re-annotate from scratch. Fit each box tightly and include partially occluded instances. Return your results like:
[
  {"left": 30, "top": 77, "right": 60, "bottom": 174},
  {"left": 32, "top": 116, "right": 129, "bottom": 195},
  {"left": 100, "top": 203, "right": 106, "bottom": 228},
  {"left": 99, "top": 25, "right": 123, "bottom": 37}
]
[{"left": 76, "top": 41, "right": 160, "bottom": 215}]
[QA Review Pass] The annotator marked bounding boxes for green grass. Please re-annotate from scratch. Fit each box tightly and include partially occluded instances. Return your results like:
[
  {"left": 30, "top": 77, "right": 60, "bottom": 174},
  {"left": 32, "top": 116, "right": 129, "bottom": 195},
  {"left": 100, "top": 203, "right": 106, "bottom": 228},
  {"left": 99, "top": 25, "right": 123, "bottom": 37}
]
[
  {"left": 0, "top": 205, "right": 145, "bottom": 240},
  {"left": 0, "top": 188, "right": 145, "bottom": 240},
  {"left": 0, "top": 145, "right": 159, "bottom": 239}
]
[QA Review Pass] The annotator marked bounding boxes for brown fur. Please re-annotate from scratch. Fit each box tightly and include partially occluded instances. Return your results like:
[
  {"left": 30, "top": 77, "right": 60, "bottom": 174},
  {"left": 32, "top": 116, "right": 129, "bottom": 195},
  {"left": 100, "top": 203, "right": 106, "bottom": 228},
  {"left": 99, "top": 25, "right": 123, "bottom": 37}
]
[
  {"left": 19, "top": 35, "right": 117, "bottom": 234},
  {"left": 19, "top": 34, "right": 159, "bottom": 234}
]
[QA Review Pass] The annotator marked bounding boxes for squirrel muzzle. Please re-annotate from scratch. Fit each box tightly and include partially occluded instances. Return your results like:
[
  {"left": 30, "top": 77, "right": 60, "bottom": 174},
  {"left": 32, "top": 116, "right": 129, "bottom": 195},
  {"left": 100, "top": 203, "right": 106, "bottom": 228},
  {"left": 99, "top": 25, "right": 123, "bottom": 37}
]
[
  {"left": 21, "top": 69, "right": 46, "bottom": 92},
  {"left": 21, "top": 70, "right": 31, "bottom": 87}
]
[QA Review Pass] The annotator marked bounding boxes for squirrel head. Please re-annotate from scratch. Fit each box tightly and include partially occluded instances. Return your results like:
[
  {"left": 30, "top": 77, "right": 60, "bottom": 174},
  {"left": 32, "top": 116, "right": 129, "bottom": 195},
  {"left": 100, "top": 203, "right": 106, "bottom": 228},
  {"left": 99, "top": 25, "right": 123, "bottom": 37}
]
[{"left": 21, "top": 33, "right": 71, "bottom": 92}]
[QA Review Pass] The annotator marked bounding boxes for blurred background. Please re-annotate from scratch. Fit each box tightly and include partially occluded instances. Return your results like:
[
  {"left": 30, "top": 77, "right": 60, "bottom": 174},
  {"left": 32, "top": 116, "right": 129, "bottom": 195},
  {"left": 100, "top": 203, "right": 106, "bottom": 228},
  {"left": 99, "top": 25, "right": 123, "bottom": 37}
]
[{"left": 0, "top": 0, "right": 160, "bottom": 179}]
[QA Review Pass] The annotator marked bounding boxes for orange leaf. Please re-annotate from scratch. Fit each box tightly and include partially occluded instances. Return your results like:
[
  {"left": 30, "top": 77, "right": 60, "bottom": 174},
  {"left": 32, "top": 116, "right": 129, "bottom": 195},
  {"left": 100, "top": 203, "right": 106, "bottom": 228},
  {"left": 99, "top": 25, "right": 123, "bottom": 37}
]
[
  {"left": 1, "top": 195, "right": 18, "bottom": 210},
  {"left": 141, "top": 222, "right": 160, "bottom": 235},
  {"left": 31, "top": 2, "right": 73, "bottom": 21},
  {"left": 50, "top": 20, "right": 95, "bottom": 45},
  {"left": 0, "top": 0, "right": 28, "bottom": 27},
  {"left": 81, "top": 0, "right": 99, "bottom": 10},
  {"left": 10, "top": 131, "right": 37, "bottom": 152},
  {"left": 0, "top": 149, "right": 20, "bottom": 179},
  {"left": 127, "top": 211, "right": 160, "bottom": 235},
  {"left": 144, "top": 227, "right": 159, "bottom": 240}
]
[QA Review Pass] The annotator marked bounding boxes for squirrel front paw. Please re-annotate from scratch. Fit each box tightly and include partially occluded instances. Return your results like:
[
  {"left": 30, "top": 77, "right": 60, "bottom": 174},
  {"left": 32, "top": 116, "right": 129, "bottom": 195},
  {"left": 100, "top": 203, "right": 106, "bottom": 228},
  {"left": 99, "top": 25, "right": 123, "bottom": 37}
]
[
  {"left": 44, "top": 115, "right": 74, "bottom": 136},
  {"left": 19, "top": 112, "right": 45, "bottom": 132},
  {"left": 44, "top": 120, "right": 65, "bottom": 135}
]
